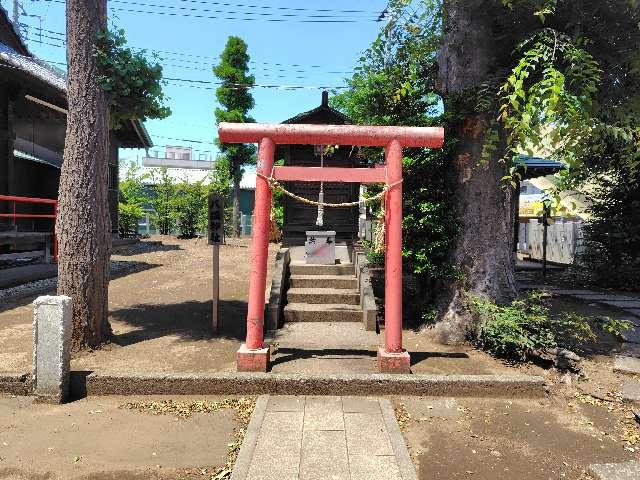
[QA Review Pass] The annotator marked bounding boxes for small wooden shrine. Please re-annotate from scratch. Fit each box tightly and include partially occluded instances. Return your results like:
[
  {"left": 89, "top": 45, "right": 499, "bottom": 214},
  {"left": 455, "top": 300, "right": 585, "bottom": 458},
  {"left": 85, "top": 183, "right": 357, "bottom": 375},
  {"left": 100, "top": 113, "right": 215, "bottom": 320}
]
[{"left": 277, "top": 91, "right": 360, "bottom": 246}]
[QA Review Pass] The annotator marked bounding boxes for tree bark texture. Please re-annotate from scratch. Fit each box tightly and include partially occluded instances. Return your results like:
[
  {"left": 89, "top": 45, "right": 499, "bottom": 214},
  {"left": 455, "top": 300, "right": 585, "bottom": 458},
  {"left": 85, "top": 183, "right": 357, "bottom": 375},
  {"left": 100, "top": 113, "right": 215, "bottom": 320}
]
[
  {"left": 232, "top": 179, "right": 241, "bottom": 237},
  {"left": 435, "top": 0, "right": 518, "bottom": 343},
  {"left": 57, "top": 0, "right": 111, "bottom": 351}
]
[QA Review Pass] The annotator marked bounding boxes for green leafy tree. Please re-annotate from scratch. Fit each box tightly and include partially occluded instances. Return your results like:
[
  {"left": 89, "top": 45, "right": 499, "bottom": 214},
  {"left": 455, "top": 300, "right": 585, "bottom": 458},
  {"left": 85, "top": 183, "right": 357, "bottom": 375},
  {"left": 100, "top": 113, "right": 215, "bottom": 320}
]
[
  {"left": 149, "top": 167, "right": 176, "bottom": 235},
  {"left": 333, "top": 0, "right": 458, "bottom": 320},
  {"left": 173, "top": 179, "right": 209, "bottom": 238},
  {"left": 337, "top": 0, "right": 640, "bottom": 341},
  {"left": 118, "top": 162, "right": 148, "bottom": 237},
  {"left": 94, "top": 28, "right": 171, "bottom": 128},
  {"left": 577, "top": 170, "right": 640, "bottom": 288},
  {"left": 213, "top": 36, "right": 256, "bottom": 237},
  {"left": 434, "top": 0, "right": 640, "bottom": 341}
]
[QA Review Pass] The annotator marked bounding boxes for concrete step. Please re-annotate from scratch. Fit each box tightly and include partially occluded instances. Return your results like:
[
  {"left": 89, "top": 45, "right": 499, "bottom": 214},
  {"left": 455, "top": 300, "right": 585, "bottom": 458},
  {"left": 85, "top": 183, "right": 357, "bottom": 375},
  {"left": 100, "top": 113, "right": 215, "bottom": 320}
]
[
  {"left": 287, "top": 288, "right": 360, "bottom": 305},
  {"left": 289, "top": 274, "right": 357, "bottom": 290},
  {"left": 284, "top": 303, "right": 363, "bottom": 323},
  {"left": 289, "top": 262, "right": 355, "bottom": 276}
]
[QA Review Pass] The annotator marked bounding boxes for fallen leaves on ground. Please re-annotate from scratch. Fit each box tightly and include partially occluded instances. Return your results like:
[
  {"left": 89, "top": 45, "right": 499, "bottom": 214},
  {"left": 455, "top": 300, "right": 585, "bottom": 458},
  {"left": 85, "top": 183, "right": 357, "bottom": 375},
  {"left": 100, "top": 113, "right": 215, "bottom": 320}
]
[
  {"left": 394, "top": 402, "right": 411, "bottom": 430},
  {"left": 573, "top": 393, "right": 640, "bottom": 446}
]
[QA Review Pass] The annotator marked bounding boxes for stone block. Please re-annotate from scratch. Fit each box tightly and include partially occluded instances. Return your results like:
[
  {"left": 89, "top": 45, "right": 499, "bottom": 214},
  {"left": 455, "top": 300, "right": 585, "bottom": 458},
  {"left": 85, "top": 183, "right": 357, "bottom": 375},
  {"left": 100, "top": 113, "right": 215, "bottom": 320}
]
[
  {"left": 303, "top": 396, "right": 344, "bottom": 431},
  {"left": 236, "top": 344, "right": 270, "bottom": 373},
  {"left": 304, "top": 230, "right": 336, "bottom": 265},
  {"left": 589, "top": 462, "right": 640, "bottom": 480},
  {"left": 614, "top": 356, "right": 640, "bottom": 375},
  {"left": 622, "top": 381, "right": 640, "bottom": 404},
  {"left": 32, "top": 295, "right": 72, "bottom": 404},
  {"left": 377, "top": 347, "right": 411, "bottom": 374}
]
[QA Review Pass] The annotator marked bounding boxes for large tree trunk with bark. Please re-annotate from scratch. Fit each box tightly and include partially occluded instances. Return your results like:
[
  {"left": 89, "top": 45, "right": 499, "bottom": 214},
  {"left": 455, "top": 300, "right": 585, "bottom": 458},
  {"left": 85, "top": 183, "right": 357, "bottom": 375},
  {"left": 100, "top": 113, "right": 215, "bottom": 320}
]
[
  {"left": 435, "top": 0, "right": 518, "bottom": 343},
  {"left": 57, "top": 0, "right": 111, "bottom": 351},
  {"left": 232, "top": 179, "right": 241, "bottom": 237}
]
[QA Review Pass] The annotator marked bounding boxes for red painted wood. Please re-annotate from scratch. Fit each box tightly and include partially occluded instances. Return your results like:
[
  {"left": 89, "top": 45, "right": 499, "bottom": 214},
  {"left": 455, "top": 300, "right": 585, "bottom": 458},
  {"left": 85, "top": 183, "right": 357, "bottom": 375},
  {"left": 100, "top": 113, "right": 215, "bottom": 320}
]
[
  {"left": 0, "top": 195, "right": 58, "bottom": 262},
  {"left": 273, "top": 166, "right": 386, "bottom": 183},
  {"left": 0, "top": 195, "right": 57, "bottom": 204},
  {"left": 0, "top": 214, "right": 56, "bottom": 219},
  {"left": 218, "top": 122, "right": 444, "bottom": 148}
]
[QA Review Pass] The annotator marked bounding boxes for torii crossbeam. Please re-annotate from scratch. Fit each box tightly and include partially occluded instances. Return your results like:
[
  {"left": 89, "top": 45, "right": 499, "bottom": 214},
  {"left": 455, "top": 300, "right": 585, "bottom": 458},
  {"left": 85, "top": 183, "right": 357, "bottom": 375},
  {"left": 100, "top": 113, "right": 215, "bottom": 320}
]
[{"left": 217, "top": 122, "right": 445, "bottom": 373}]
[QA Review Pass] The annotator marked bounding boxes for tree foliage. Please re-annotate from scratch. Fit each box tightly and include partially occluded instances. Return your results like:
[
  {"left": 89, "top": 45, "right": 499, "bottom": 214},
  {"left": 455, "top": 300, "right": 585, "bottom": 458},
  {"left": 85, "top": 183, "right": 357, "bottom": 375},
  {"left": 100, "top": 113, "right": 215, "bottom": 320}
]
[
  {"left": 173, "top": 179, "right": 209, "bottom": 238},
  {"left": 94, "top": 28, "right": 171, "bottom": 128},
  {"left": 213, "top": 36, "right": 256, "bottom": 236},
  {"left": 118, "top": 162, "right": 148, "bottom": 237},
  {"left": 148, "top": 167, "right": 176, "bottom": 235},
  {"left": 333, "top": 0, "right": 458, "bottom": 315}
]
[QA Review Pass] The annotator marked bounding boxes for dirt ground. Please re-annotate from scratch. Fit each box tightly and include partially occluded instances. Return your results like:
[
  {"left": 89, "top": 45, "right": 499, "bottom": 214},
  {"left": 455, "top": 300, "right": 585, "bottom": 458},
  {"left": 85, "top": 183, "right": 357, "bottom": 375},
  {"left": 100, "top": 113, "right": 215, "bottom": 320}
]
[
  {"left": 397, "top": 393, "right": 639, "bottom": 480},
  {"left": 1, "top": 236, "right": 640, "bottom": 479},
  {"left": 0, "top": 394, "right": 248, "bottom": 480},
  {"left": 0, "top": 236, "right": 279, "bottom": 374},
  {"left": 0, "top": 236, "right": 635, "bottom": 382}
]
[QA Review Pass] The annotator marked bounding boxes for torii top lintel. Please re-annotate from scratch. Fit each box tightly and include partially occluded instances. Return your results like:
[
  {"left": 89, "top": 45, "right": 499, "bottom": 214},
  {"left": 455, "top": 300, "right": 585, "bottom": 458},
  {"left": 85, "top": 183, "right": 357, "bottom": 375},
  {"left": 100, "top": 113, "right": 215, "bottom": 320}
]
[{"left": 217, "top": 122, "right": 445, "bottom": 149}]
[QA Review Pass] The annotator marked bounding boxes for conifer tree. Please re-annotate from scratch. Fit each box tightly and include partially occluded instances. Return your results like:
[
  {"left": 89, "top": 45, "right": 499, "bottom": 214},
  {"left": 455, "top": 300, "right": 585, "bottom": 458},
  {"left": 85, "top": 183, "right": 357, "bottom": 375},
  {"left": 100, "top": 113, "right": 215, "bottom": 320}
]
[{"left": 213, "top": 36, "right": 255, "bottom": 237}]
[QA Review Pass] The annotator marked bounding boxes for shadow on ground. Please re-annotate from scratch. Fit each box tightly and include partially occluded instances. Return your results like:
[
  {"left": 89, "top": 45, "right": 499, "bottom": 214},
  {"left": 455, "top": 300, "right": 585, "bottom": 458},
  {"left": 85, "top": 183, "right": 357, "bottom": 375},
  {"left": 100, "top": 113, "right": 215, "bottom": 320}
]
[
  {"left": 112, "top": 242, "right": 183, "bottom": 256},
  {"left": 109, "top": 299, "right": 248, "bottom": 345}
]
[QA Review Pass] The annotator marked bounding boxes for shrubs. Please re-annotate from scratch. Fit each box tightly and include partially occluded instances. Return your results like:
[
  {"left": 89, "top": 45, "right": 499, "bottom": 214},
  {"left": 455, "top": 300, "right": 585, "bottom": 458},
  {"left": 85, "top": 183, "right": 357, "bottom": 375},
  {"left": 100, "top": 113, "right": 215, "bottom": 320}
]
[
  {"left": 118, "top": 162, "right": 147, "bottom": 237},
  {"left": 469, "top": 291, "right": 632, "bottom": 361}
]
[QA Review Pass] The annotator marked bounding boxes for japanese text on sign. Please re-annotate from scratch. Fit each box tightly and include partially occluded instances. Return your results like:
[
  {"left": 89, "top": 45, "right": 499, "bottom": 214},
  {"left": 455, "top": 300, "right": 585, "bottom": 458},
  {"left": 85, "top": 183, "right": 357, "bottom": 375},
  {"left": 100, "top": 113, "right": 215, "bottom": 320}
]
[{"left": 208, "top": 193, "right": 225, "bottom": 245}]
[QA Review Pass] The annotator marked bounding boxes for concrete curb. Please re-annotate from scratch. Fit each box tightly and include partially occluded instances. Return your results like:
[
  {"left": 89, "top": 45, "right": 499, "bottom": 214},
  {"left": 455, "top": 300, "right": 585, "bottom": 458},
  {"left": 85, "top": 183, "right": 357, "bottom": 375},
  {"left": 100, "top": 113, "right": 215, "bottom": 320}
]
[
  {"left": 230, "top": 394, "right": 268, "bottom": 480},
  {"left": 0, "top": 372, "right": 31, "bottom": 396},
  {"left": 380, "top": 398, "right": 418, "bottom": 480},
  {"left": 82, "top": 372, "right": 546, "bottom": 397}
]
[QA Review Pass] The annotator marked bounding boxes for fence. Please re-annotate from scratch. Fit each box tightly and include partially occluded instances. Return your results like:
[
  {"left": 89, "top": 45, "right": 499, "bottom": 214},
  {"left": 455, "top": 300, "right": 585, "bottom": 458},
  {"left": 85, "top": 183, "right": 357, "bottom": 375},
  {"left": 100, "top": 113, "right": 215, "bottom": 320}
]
[
  {"left": 524, "top": 219, "right": 583, "bottom": 265},
  {"left": 0, "top": 194, "right": 58, "bottom": 263},
  {"left": 136, "top": 211, "right": 253, "bottom": 237}
]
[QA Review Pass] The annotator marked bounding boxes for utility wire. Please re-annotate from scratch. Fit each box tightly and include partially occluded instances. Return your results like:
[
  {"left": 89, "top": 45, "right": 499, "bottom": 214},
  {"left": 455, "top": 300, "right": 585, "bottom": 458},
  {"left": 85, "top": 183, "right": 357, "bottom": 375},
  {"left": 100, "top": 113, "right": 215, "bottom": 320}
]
[
  {"left": 19, "top": 24, "right": 355, "bottom": 74},
  {"left": 43, "top": 0, "right": 380, "bottom": 22}
]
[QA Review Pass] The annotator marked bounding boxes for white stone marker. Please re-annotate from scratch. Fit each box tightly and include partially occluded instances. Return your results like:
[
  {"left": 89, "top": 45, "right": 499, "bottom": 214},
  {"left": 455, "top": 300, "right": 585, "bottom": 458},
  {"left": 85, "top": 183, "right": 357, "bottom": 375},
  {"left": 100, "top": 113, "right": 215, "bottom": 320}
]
[
  {"left": 33, "top": 295, "right": 72, "bottom": 404},
  {"left": 305, "top": 230, "right": 336, "bottom": 265}
]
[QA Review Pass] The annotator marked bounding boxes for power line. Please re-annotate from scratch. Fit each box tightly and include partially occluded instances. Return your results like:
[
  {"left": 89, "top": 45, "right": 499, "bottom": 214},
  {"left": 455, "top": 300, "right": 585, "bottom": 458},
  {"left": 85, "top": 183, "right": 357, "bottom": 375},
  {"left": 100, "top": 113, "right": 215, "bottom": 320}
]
[
  {"left": 149, "top": 134, "right": 216, "bottom": 145},
  {"left": 117, "top": 0, "right": 377, "bottom": 15},
  {"left": 19, "top": 24, "right": 355, "bottom": 74},
  {"left": 43, "top": 0, "right": 380, "bottom": 23},
  {"left": 108, "top": 0, "right": 375, "bottom": 19},
  {"left": 41, "top": 0, "right": 379, "bottom": 15}
]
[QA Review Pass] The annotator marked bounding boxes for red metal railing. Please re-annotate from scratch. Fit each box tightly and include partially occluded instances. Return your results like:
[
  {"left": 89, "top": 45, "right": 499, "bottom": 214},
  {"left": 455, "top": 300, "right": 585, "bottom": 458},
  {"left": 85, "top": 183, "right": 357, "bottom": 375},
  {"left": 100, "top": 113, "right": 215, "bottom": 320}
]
[{"left": 0, "top": 195, "right": 58, "bottom": 262}]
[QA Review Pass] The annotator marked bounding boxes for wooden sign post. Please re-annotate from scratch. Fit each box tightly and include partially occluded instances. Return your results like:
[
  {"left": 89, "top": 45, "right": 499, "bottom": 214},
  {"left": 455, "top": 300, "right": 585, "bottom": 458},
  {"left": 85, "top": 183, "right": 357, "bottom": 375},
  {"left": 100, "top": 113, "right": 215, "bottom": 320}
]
[{"left": 208, "top": 193, "right": 225, "bottom": 334}]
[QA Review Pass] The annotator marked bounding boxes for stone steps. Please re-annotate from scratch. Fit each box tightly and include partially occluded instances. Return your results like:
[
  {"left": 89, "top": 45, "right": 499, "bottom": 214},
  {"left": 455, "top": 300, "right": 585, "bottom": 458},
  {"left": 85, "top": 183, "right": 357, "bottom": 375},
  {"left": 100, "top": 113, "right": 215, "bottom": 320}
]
[
  {"left": 289, "top": 274, "right": 358, "bottom": 290},
  {"left": 283, "top": 303, "right": 363, "bottom": 323},
  {"left": 287, "top": 287, "right": 360, "bottom": 305},
  {"left": 289, "top": 262, "right": 355, "bottom": 276}
]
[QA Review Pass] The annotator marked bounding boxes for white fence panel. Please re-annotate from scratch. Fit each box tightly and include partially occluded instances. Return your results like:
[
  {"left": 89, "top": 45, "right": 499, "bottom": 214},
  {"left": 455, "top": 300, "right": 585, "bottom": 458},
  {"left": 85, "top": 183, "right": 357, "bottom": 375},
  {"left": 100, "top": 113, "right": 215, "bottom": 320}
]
[{"left": 527, "top": 219, "right": 583, "bottom": 265}]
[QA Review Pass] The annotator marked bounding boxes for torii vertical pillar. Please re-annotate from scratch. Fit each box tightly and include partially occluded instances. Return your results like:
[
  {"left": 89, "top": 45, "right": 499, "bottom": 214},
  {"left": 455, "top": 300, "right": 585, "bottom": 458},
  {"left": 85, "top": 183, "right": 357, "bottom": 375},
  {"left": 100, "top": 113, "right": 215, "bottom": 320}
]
[
  {"left": 236, "top": 137, "right": 274, "bottom": 372},
  {"left": 377, "top": 139, "right": 410, "bottom": 373}
]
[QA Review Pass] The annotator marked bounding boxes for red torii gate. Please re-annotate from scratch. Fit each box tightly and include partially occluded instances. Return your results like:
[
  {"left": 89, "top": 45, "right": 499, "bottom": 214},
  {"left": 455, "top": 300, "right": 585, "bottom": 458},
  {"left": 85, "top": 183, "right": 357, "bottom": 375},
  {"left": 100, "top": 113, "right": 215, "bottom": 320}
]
[{"left": 218, "top": 123, "right": 444, "bottom": 373}]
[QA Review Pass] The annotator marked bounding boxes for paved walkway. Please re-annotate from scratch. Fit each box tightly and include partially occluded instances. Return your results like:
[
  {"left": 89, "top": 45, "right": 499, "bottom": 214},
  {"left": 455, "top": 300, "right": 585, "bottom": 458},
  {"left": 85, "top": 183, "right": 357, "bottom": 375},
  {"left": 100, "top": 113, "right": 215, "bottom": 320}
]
[
  {"left": 519, "top": 284, "right": 640, "bottom": 321},
  {"left": 231, "top": 395, "right": 416, "bottom": 480}
]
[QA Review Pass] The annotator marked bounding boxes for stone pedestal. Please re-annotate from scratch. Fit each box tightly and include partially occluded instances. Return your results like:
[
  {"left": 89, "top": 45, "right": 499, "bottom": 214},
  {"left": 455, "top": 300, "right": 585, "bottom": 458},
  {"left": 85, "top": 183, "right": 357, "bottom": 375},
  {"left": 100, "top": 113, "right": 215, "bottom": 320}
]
[
  {"left": 237, "top": 343, "right": 270, "bottom": 372},
  {"left": 33, "top": 295, "right": 72, "bottom": 403},
  {"left": 305, "top": 230, "right": 336, "bottom": 265},
  {"left": 377, "top": 347, "right": 411, "bottom": 374}
]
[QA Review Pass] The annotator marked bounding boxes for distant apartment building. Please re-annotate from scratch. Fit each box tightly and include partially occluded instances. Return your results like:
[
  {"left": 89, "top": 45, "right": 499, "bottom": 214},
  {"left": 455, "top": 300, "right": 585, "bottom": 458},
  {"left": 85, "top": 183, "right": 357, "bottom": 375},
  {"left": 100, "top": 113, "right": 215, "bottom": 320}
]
[{"left": 131, "top": 146, "right": 256, "bottom": 235}]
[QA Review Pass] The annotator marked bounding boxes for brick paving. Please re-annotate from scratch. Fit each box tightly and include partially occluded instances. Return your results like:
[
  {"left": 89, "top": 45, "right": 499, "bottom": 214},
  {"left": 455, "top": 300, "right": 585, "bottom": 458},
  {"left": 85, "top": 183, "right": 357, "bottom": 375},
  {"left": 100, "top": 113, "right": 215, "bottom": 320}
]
[{"left": 231, "top": 395, "right": 416, "bottom": 480}]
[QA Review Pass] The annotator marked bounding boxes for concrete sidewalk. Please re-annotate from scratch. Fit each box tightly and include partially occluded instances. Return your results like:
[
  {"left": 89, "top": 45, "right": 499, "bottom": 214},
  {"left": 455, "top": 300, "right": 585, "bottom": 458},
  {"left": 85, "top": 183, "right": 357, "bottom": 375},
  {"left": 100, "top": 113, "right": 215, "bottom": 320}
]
[{"left": 232, "top": 395, "right": 416, "bottom": 480}]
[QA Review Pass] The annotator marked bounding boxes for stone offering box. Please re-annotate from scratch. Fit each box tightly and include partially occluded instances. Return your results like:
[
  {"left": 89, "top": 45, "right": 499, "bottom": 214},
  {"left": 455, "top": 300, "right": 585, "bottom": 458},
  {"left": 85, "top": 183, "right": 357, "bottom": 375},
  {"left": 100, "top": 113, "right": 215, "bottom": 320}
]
[{"left": 305, "top": 230, "right": 336, "bottom": 265}]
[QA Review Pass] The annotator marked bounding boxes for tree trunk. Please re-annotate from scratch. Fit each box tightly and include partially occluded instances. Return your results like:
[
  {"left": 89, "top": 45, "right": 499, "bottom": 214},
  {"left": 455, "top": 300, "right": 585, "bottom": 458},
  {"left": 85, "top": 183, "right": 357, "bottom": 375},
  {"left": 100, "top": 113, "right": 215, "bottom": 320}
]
[
  {"left": 435, "top": 0, "right": 517, "bottom": 343},
  {"left": 57, "top": 0, "right": 111, "bottom": 351},
  {"left": 232, "top": 179, "right": 241, "bottom": 237}
]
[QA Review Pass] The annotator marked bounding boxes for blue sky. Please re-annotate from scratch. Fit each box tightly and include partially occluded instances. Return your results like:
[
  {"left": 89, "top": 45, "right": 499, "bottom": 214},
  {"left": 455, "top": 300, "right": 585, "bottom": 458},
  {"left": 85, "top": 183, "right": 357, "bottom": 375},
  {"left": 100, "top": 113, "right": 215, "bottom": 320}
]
[{"left": 7, "top": 0, "right": 387, "bottom": 162}]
